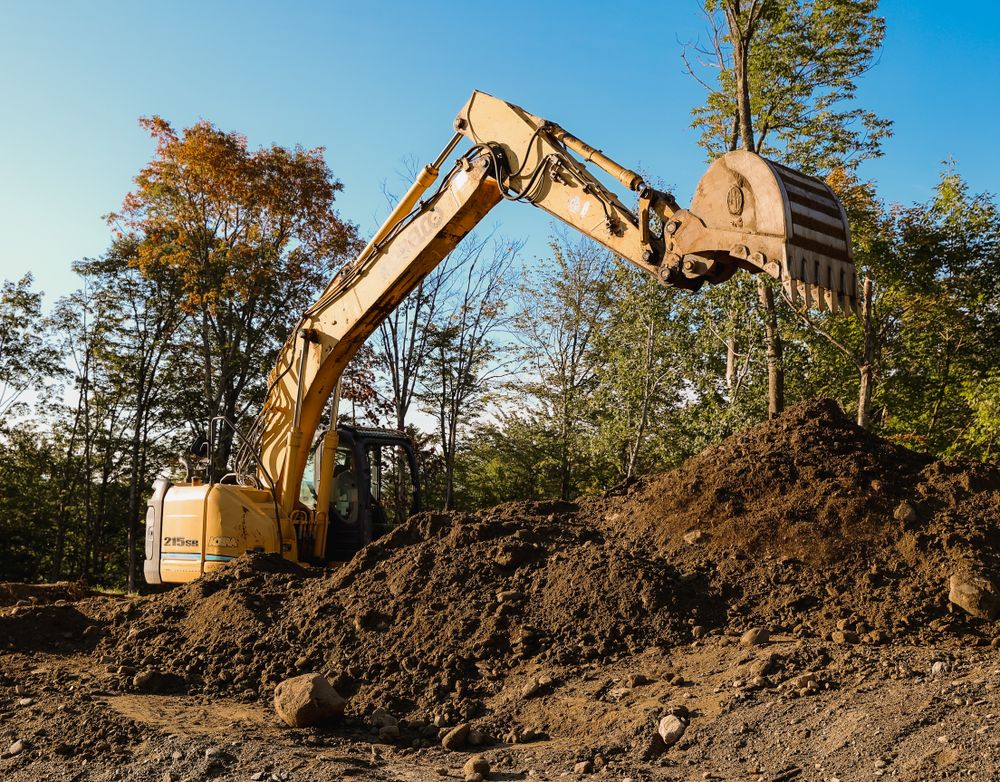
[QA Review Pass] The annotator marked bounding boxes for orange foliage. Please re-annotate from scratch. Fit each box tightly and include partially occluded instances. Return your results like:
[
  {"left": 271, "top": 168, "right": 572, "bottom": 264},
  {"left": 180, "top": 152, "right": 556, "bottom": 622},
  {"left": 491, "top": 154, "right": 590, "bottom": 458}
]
[{"left": 107, "top": 116, "right": 358, "bottom": 312}]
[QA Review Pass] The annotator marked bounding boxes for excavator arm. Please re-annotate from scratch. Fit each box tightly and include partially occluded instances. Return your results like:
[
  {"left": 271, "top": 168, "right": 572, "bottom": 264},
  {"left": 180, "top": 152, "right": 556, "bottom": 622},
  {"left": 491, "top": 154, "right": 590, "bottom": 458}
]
[{"left": 241, "top": 90, "right": 857, "bottom": 563}]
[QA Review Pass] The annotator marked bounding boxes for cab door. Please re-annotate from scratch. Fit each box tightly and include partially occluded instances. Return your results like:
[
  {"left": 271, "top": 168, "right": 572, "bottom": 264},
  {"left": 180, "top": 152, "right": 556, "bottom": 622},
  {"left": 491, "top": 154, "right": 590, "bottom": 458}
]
[{"left": 323, "top": 431, "right": 370, "bottom": 561}]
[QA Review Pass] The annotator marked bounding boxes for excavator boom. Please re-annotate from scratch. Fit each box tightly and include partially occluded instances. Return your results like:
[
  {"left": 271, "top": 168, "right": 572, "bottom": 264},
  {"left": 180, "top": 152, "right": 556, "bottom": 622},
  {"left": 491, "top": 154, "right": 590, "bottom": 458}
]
[{"left": 145, "top": 90, "right": 856, "bottom": 584}]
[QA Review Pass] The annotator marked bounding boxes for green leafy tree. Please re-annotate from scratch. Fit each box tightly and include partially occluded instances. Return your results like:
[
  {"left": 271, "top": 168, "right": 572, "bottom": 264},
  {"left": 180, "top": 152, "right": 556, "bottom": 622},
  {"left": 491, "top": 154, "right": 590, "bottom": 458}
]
[
  {"left": 685, "top": 0, "right": 891, "bottom": 417},
  {"left": 0, "top": 275, "right": 61, "bottom": 420},
  {"left": 509, "top": 236, "right": 611, "bottom": 500}
]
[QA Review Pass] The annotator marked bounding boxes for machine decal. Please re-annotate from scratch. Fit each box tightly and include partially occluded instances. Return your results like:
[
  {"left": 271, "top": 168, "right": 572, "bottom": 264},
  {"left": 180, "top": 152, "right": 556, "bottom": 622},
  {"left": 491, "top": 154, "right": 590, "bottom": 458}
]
[{"left": 163, "top": 536, "right": 198, "bottom": 547}]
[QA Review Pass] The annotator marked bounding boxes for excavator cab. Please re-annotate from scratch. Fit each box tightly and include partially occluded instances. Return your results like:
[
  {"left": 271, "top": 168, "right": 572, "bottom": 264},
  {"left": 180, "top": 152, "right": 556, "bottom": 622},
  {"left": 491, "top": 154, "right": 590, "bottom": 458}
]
[{"left": 297, "top": 425, "right": 422, "bottom": 563}]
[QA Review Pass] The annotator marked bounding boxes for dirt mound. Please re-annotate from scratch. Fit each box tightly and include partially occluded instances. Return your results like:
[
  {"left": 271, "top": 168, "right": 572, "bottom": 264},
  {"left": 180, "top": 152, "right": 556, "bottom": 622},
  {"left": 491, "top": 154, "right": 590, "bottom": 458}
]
[
  {"left": 99, "top": 505, "right": 719, "bottom": 728},
  {"left": 0, "top": 581, "right": 92, "bottom": 607},
  {"left": 587, "top": 398, "right": 1000, "bottom": 639},
  {"left": 97, "top": 398, "right": 999, "bottom": 735},
  {"left": 1, "top": 603, "right": 101, "bottom": 652}
]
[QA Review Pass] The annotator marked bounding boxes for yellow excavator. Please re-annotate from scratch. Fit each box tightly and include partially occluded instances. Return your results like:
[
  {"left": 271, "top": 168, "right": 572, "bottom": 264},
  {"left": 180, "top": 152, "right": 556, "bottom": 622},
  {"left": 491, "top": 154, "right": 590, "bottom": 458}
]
[{"left": 144, "top": 91, "right": 856, "bottom": 585}]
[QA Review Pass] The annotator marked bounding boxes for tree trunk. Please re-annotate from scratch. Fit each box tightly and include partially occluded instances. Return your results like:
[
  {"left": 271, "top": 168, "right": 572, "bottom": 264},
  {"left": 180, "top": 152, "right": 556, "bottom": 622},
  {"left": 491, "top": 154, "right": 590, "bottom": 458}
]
[
  {"left": 126, "top": 403, "right": 145, "bottom": 593},
  {"left": 725, "top": 2, "right": 757, "bottom": 154},
  {"left": 727, "top": 2, "right": 783, "bottom": 417},
  {"left": 757, "top": 279, "right": 784, "bottom": 417},
  {"left": 626, "top": 319, "right": 657, "bottom": 479},
  {"left": 725, "top": 329, "right": 737, "bottom": 396},
  {"left": 856, "top": 274, "right": 876, "bottom": 429}
]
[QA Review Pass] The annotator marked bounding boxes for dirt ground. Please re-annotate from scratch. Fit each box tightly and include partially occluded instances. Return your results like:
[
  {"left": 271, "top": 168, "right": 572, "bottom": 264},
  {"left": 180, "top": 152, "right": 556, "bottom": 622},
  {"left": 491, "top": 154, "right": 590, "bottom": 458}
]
[{"left": 2, "top": 400, "right": 998, "bottom": 781}]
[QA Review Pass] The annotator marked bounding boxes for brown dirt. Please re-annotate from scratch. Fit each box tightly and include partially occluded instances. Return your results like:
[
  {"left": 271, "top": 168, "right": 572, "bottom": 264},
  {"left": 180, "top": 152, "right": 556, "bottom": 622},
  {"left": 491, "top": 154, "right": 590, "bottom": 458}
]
[
  {"left": 1, "top": 398, "right": 998, "bottom": 781},
  {"left": 0, "top": 580, "right": 92, "bottom": 607},
  {"left": 586, "top": 398, "right": 1000, "bottom": 642}
]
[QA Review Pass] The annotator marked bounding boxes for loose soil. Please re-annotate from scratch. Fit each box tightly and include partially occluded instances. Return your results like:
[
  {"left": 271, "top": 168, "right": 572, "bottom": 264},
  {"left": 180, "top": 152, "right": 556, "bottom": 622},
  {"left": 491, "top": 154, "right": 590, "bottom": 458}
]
[{"left": 2, "top": 399, "right": 998, "bottom": 781}]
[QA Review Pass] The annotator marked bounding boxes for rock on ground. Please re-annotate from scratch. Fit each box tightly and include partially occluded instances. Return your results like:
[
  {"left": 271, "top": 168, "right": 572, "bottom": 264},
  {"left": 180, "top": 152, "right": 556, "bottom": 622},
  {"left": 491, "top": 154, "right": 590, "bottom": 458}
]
[
  {"left": 273, "top": 672, "right": 345, "bottom": 728},
  {"left": 658, "top": 715, "right": 687, "bottom": 747},
  {"left": 949, "top": 571, "right": 1000, "bottom": 620},
  {"left": 441, "top": 722, "right": 471, "bottom": 750}
]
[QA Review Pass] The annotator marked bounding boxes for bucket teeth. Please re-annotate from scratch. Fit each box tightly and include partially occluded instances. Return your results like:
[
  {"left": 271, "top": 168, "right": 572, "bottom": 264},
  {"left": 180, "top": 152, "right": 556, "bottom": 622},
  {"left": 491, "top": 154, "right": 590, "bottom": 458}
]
[{"left": 778, "top": 254, "right": 859, "bottom": 316}]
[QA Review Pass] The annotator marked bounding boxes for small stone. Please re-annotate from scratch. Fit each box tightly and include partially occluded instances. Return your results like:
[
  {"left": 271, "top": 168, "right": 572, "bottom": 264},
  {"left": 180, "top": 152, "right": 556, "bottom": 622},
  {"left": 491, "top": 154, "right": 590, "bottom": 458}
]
[
  {"left": 371, "top": 707, "right": 398, "bottom": 728},
  {"left": 893, "top": 501, "right": 917, "bottom": 524},
  {"left": 251, "top": 774, "right": 268, "bottom": 781},
  {"left": 751, "top": 653, "right": 778, "bottom": 677},
  {"left": 16, "top": 697, "right": 33, "bottom": 707},
  {"left": 683, "top": 529, "right": 707, "bottom": 545},
  {"left": 520, "top": 675, "right": 552, "bottom": 698},
  {"left": 831, "top": 630, "right": 860, "bottom": 644},
  {"left": 949, "top": 571, "right": 1000, "bottom": 621},
  {"left": 691, "top": 625, "right": 706, "bottom": 639},
  {"left": 627, "top": 673, "right": 650, "bottom": 687},
  {"left": 866, "top": 630, "right": 889, "bottom": 645},
  {"left": 658, "top": 715, "right": 687, "bottom": 747},
  {"left": 740, "top": 627, "right": 769, "bottom": 646},
  {"left": 13, "top": 685, "right": 28, "bottom": 696},
  {"left": 931, "top": 661, "right": 948, "bottom": 676},
  {"left": 521, "top": 679, "right": 543, "bottom": 699},
  {"left": 464, "top": 755, "right": 491, "bottom": 777},
  {"left": 787, "top": 673, "right": 818, "bottom": 691},
  {"left": 204, "top": 747, "right": 221, "bottom": 759},
  {"left": 171, "top": 750, "right": 183, "bottom": 760},
  {"left": 496, "top": 589, "right": 525, "bottom": 603},
  {"left": 442, "top": 722, "right": 471, "bottom": 750},
  {"left": 273, "top": 673, "right": 346, "bottom": 728},
  {"left": 7, "top": 739, "right": 26, "bottom": 757},
  {"left": 379, "top": 724, "right": 401, "bottom": 740},
  {"left": 574, "top": 759, "right": 593, "bottom": 774},
  {"left": 133, "top": 668, "right": 184, "bottom": 693}
]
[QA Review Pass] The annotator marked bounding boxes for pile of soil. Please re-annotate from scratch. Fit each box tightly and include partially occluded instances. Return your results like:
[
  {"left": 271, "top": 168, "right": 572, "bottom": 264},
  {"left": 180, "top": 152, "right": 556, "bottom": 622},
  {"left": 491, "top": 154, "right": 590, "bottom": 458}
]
[
  {"left": 587, "top": 398, "right": 1000, "bottom": 640},
  {"left": 0, "top": 581, "right": 92, "bottom": 607},
  {"left": 100, "top": 505, "right": 718, "bottom": 723},
  {"left": 97, "top": 398, "right": 1000, "bottom": 732}
]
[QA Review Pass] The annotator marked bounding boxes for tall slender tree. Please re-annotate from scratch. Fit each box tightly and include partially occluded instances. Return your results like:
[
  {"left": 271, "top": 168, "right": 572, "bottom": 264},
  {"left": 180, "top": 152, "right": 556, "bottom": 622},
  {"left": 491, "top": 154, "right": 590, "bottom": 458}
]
[{"left": 685, "top": 0, "right": 891, "bottom": 417}]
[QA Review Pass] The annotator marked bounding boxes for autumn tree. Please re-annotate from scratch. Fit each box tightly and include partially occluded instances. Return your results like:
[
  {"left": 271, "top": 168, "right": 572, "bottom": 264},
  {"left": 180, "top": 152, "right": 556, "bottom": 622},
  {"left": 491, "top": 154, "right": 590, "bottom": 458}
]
[{"left": 108, "top": 117, "right": 358, "bottom": 468}]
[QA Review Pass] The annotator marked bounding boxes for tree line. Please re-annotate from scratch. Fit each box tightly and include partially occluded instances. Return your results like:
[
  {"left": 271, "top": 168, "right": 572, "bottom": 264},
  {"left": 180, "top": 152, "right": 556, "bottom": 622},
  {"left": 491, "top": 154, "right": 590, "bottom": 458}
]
[{"left": 1, "top": 0, "right": 997, "bottom": 588}]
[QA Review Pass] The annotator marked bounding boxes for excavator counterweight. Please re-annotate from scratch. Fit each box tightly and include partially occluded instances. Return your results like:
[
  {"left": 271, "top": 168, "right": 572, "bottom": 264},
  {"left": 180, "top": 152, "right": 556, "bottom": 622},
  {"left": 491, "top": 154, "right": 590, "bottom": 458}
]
[{"left": 144, "top": 91, "right": 857, "bottom": 585}]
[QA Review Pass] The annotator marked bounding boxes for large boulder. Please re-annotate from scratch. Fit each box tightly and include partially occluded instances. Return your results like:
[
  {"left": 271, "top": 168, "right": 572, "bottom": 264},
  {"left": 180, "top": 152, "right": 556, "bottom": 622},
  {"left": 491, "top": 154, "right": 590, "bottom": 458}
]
[
  {"left": 949, "top": 571, "right": 1000, "bottom": 621},
  {"left": 273, "top": 673, "right": 345, "bottom": 728}
]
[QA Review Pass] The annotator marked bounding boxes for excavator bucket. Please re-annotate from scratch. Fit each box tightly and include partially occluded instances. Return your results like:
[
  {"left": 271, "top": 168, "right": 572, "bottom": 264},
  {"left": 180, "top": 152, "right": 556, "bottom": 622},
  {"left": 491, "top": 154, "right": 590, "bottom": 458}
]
[{"left": 674, "top": 150, "right": 858, "bottom": 314}]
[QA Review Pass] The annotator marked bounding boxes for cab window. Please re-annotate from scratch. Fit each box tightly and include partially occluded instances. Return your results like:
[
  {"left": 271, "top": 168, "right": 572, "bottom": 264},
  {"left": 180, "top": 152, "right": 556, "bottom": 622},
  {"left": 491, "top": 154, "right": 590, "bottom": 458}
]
[
  {"left": 333, "top": 446, "right": 359, "bottom": 525},
  {"left": 366, "top": 443, "right": 417, "bottom": 527},
  {"left": 299, "top": 448, "right": 317, "bottom": 509}
]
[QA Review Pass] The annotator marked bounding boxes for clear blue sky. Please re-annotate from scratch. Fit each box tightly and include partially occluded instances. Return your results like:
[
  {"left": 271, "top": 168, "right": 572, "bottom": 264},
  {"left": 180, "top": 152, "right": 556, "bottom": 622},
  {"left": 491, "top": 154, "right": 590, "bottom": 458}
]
[{"left": 1, "top": 0, "right": 998, "bottom": 303}]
